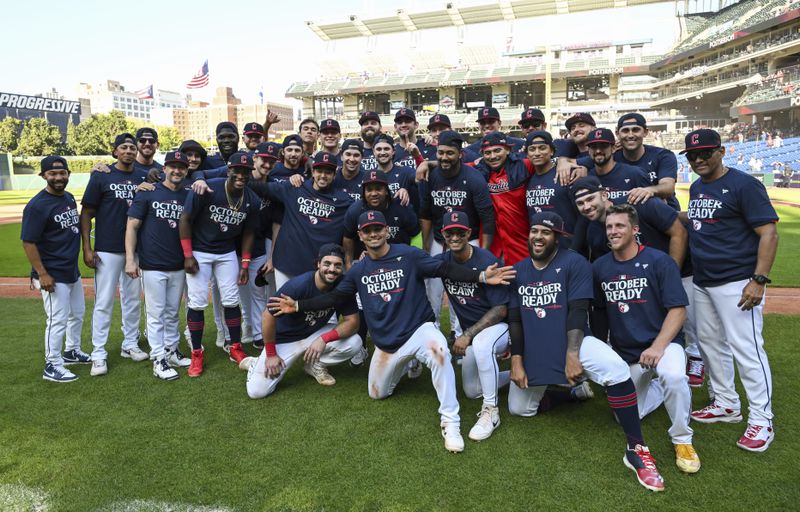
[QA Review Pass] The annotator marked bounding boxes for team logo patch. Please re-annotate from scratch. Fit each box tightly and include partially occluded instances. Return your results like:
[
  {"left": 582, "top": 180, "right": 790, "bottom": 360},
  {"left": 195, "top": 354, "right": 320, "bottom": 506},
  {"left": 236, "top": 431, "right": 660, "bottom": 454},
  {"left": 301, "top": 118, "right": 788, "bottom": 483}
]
[
  {"left": 692, "top": 220, "right": 702, "bottom": 231},
  {"left": 618, "top": 302, "right": 630, "bottom": 313},
  {"left": 71, "top": 226, "right": 79, "bottom": 234},
  {"left": 220, "top": 224, "right": 228, "bottom": 232},
  {"left": 168, "top": 220, "right": 177, "bottom": 229},
  {"left": 309, "top": 216, "right": 318, "bottom": 225},
  {"left": 457, "top": 297, "right": 467, "bottom": 305},
  {"left": 534, "top": 308, "right": 546, "bottom": 318},
  {"left": 380, "top": 292, "right": 391, "bottom": 302}
]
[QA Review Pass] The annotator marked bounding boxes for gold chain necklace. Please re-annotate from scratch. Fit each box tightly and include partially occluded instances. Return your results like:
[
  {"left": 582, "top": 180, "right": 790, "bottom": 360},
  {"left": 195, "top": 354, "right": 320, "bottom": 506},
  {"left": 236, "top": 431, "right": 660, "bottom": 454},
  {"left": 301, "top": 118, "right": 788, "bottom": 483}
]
[{"left": 225, "top": 183, "right": 243, "bottom": 211}]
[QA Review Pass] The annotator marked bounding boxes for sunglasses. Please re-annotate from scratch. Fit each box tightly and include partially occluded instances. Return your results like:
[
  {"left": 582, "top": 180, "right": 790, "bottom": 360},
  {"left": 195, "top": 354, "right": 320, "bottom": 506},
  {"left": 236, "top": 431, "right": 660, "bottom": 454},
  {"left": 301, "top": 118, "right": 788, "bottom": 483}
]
[
  {"left": 525, "top": 121, "right": 544, "bottom": 128},
  {"left": 686, "top": 148, "right": 719, "bottom": 162},
  {"left": 138, "top": 138, "right": 156, "bottom": 145}
]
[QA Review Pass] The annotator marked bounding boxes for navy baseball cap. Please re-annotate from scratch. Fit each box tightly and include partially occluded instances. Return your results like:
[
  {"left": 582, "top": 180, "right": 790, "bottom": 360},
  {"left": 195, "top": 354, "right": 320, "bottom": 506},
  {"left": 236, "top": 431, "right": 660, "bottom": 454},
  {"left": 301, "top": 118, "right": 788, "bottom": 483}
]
[
  {"left": 476, "top": 107, "right": 500, "bottom": 123},
  {"left": 164, "top": 151, "right": 190, "bottom": 167},
  {"left": 394, "top": 108, "right": 416, "bottom": 122},
  {"left": 565, "top": 113, "right": 596, "bottom": 131},
  {"left": 312, "top": 152, "right": 337, "bottom": 170},
  {"left": 179, "top": 139, "right": 207, "bottom": 159},
  {"left": 135, "top": 127, "right": 158, "bottom": 140},
  {"left": 442, "top": 211, "right": 470, "bottom": 231},
  {"left": 571, "top": 175, "right": 605, "bottom": 200},
  {"left": 113, "top": 133, "right": 136, "bottom": 149},
  {"left": 320, "top": 119, "right": 341, "bottom": 133},
  {"left": 481, "top": 131, "right": 512, "bottom": 150},
  {"left": 216, "top": 122, "right": 238, "bottom": 135},
  {"left": 317, "top": 243, "right": 345, "bottom": 261},
  {"left": 359, "top": 111, "right": 381, "bottom": 125},
  {"left": 228, "top": 151, "right": 254, "bottom": 169},
  {"left": 40, "top": 155, "right": 69, "bottom": 174},
  {"left": 530, "top": 212, "right": 569, "bottom": 235},
  {"left": 617, "top": 113, "right": 647, "bottom": 129},
  {"left": 361, "top": 170, "right": 389, "bottom": 189},
  {"left": 438, "top": 130, "right": 464, "bottom": 149},
  {"left": 341, "top": 139, "right": 364, "bottom": 154},
  {"left": 255, "top": 142, "right": 281, "bottom": 160},
  {"left": 519, "top": 108, "right": 546, "bottom": 126},
  {"left": 373, "top": 134, "right": 395, "bottom": 147},
  {"left": 585, "top": 128, "right": 616, "bottom": 146},
  {"left": 428, "top": 114, "right": 451, "bottom": 129},
  {"left": 282, "top": 134, "right": 303, "bottom": 148},
  {"left": 680, "top": 129, "right": 722, "bottom": 154},
  {"left": 525, "top": 130, "right": 554, "bottom": 149},
  {"left": 243, "top": 122, "right": 265, "bottom": 135},
  {"left": 358, "top": 210, "right": 387, "bottom": 230}
]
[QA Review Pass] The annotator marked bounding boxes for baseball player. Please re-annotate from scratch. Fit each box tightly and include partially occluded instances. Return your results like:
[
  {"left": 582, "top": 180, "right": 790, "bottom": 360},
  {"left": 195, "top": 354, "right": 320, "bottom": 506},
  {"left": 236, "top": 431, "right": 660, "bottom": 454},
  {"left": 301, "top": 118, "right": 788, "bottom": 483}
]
[
  {"left": 371, "top": 134, "right": 416, "bottom": 210},
  {"left": 298, "top": 119, "right": 319, "bottom": 156},
  {"left": 592, "top": 204, "right": 700, "bottom": 474},
  {"left": 80, "top": 133, "right": 150, "bottom": 376},
  {"left": 269, "top": 210, "right": 515, "bottom": 453},
  {"left": 421, "top": 114, "right": 452, "bottom": 160},
  {"left": 357, "top": 111, "right": 382, "bottom": 172},
  {"left": 552, "top": 112, "right": 597, "bottom": 182},
  {"left": 681, "top": 129, "right": 779, "bottom": 452},
  {"left": 134, "top": 127, "right": 162, "bottom": 175},
  {"left": 318, "top": 119, "right": 342, "bottom": 157},
  {"left": 271, "top": 135, "right": 307, "bottom": 182},
  {"left": 180, "top": 151, "right": 260, "bottom": 377},
  {"left": 125, "top": 151, "right": 192, "bottom": 380},
  {"left": 246, "top": 244, "right": 362, "bottom": 398},
  {"left": 438, "top": 211, "right": 510, "bottom": 441},
  {"left": 391, "top": 108, "right": 423, "bottom": 170},
  {"left": 508, "top": 212, "right": 665, "bottom": 492},
  {"left": 518, "top": 108, "right": 580, "bottom": 159},
  {"left": 22, "top": 156, "right": 88, "bottom": 382},
  {"left": 463, "top": 107, "right": 524, "bottom": 157},
  {"left": 198, "top": 122, "right": 240, "bottom": 172},
  {"left": 333, "top": 139, "right": 366, "bottom": 202},
  {"left": 583, "top": 128, "right": 651, "bottom": 202},
  {"left": 242, "top": 122, "right": 265, "bottom": 152}
]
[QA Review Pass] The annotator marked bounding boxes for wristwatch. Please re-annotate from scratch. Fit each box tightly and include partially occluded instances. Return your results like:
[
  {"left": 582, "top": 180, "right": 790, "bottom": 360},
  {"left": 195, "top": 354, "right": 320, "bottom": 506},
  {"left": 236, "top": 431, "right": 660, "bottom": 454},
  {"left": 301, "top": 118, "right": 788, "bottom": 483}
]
[{"left": 752, "top": 274, "right": 771, "bottom": 285}]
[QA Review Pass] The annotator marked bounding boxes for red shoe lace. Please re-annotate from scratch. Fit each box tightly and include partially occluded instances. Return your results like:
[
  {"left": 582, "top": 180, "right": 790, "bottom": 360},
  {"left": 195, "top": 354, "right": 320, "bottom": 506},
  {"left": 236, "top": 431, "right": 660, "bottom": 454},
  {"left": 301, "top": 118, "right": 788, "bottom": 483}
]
[
  {"left": 744, "top": 424, "right": 762, "bottom": 439},
  {"left": 636, "top": 446, "right": 658, "bottom": 472}
]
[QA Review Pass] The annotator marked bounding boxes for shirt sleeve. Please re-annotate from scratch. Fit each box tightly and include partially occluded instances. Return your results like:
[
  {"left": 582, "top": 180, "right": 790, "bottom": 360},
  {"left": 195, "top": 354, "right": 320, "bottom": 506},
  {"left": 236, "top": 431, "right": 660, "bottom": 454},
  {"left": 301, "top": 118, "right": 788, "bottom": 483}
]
[
  {"left": 591, "top": 260, "right": 607, "bottom": 309},
  {"left": 335, "top": 293, "right": 359, "bottom": 317},
  {"left": 656, "top": 255, "right": 689, "bottom": 308},
  {"left": 401, "top": 206, "right": 420, "bottom": 238},
  {"left": 418, "top": 180, "right": 432, "bottom": 220},
  {"left": 643, "top": 198, "right": 678, "bottom": 233},
  {"left": 568, "top": 255, "right": 594, "bottom": 302},
  {"left": 81, "top": 173, "right": 103, "bottom": 208},
  {"left": 507, "top": 275, "right": 520, "bottom": 309},
  {"left": 20, "top": 201, "right": 46, "bottom": 242},
  {"left": 126, "top": 192, "right": 149, "bottom": 220},
  {"left": 741, "top": 177, "right": 779, "bottom": 228},
  {"left": 343, "top": 203, "right": 359, "bottom": 239},
  {"left": 183, "top": 189, "right": 208, "bottom": 219},
  {"left": 656, "top": 149, "right": 678, "bottom": 181}
]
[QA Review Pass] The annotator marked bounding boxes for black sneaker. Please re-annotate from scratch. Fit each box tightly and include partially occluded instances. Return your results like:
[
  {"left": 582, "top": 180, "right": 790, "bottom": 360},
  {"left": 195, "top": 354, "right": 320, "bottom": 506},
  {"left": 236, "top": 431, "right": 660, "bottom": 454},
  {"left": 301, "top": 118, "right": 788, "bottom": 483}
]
[{"left": 63, "top": 349, "right": 91, "bottom": 365}]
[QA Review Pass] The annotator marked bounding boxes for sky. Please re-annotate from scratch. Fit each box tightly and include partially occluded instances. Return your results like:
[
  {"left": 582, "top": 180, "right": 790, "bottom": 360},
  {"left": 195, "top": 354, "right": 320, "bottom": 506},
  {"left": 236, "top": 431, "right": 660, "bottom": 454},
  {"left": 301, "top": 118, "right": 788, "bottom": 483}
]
[{"left": 1, "top": 0, "right": 680, "bottom": 108}]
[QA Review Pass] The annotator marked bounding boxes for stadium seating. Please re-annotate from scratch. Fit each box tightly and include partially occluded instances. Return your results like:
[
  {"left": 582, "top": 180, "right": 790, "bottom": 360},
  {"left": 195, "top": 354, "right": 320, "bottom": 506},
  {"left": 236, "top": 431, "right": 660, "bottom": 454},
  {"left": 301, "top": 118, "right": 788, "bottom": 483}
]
[{"left": 675, "top": 137, "right": 800, "bottom": 170}]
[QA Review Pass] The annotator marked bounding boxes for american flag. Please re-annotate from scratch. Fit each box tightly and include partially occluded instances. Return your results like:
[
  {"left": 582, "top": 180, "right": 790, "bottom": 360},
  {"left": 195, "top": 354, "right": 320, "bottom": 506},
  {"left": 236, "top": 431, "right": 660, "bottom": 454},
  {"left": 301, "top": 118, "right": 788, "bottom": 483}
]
[
  {"left": 186, "top": 60, "right": 210, "bottom": 89},
  {"left": 136, "top": 84, "right": 154, "bottom": 99}
]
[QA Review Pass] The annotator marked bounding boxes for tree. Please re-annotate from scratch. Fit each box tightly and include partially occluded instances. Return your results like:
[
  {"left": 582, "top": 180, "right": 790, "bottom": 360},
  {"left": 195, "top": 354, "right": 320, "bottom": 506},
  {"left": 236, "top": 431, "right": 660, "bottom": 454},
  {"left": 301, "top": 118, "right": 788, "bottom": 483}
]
[
  {"left": 15, "top": 117, "right": 62, "bottom": 156},
  {"left": 156, "top": 126, "right": 183, "bottom": 150},
  {"left": 66, "top": 111, "right": 130, "bottom": 155},
  {"left": 0, "top": 117, "right": 21, "bottom": 153}
]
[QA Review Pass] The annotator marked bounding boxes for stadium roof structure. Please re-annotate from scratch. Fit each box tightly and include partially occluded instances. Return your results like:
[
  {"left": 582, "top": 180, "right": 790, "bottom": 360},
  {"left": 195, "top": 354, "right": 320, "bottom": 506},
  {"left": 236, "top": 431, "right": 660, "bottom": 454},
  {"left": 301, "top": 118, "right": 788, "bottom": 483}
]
[{"left": 305, "top": 0, "right": 671, "bottom": 41}]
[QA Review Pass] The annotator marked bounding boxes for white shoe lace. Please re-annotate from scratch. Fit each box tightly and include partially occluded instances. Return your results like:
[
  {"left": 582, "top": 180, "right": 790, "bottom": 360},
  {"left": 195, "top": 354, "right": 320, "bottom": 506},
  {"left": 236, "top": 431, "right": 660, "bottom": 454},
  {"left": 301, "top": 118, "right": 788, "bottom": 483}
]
[
  {"left": 476, "top": 406, "right": 494, "bottom": 427},
  {"left": 688, "top": 358, "right": 704, "bottom": 376},
  {"left": 636, "top": 445, "right": 658, "bottom": 472}
]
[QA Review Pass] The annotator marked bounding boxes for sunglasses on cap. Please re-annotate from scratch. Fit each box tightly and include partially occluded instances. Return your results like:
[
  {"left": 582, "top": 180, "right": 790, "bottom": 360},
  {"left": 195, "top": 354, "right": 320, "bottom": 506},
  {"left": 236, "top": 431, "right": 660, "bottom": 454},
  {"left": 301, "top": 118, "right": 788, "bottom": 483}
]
[
  {"left": 138, "top": 138, "right": 156, "bottom": 145},
  {"left": 686, "top": 148, "right": 720, "bottom": 162}
]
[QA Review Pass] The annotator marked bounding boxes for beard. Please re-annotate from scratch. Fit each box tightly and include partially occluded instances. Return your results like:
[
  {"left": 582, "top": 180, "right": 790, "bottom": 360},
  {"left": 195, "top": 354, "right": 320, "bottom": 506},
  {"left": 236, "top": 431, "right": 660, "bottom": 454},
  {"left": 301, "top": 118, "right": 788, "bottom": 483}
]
[{"left": 528, "top": 239, "right": 558, "bottom": 262}]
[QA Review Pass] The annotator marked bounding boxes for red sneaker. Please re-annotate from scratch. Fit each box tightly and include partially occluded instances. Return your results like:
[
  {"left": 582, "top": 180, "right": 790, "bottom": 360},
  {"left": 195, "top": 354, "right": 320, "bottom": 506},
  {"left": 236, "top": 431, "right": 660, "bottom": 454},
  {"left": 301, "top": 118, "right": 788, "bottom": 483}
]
[
  {"left": 188, "top": 349, "right": 204, "bottom": 378},
  {"left": 736, "top": 424, "right": 774, "bottom": 452},
  {"left": 691, "top": 402, "right": 742, "bottom": 423},
  {"left": 227, "top": 342, "right": 248, "bottom": 365},
  {"left": 686, "top": 356, "right": 705, "bottom": 387},
  {"left": 623, "top": 445, "right": 665, "bottom": 492}
]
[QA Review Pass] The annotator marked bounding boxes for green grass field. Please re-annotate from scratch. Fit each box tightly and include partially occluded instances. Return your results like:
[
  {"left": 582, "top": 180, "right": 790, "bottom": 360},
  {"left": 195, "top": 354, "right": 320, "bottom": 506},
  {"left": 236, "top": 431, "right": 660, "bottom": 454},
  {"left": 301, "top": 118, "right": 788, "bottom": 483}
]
[{"left": 0, "top": 297, "right": 798, "bottom": 511}]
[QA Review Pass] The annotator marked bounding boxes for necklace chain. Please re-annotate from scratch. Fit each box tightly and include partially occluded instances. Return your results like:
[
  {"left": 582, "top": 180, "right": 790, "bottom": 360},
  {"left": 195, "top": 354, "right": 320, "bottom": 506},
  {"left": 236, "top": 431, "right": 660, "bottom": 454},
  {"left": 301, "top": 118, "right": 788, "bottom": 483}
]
[{"left": 225, "top": 183, "right": 243, "bottom": 211}]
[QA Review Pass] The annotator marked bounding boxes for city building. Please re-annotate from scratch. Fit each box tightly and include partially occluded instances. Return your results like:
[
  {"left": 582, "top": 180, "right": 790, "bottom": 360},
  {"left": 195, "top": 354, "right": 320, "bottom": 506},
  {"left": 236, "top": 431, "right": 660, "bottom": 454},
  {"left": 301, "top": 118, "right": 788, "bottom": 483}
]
[{"left": 76, "top": 80, "right": 186, "bottom": 122}]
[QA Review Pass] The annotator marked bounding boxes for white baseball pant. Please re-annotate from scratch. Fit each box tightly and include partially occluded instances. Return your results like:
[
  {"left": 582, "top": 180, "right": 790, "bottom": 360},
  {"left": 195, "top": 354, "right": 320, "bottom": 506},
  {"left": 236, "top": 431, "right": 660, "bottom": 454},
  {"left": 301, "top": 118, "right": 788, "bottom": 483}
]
[
  {"left": 91, "top": 251, "right": 141, "bottom": 360},
  {"left": 213, "top": 253, "right": 268, "bottom": 342},
  {"left": 460, "top": 323, "right": 510, "bottom": 407},
  {"left": 682, "top": 276, "right": 701, "bottom": 359},
  {"left": 185, "top": 250, "right": 241, "bottom": 310},
  {"left": 274, "top": 268, "right": 294, "bottom": 291},
  {"left": 368, "top": 322, "right": 461, "bottom": 426},
  {"left": 508, "top": 335, "right": 630, "bottom": 416},
  {"left": 141, "top": 269, "right": 185, "bottom": 360},
  {"left": 628, "top": 342, "right": 693, "bottom": 444},
  {"left": 694, "top": 279, "right": 773, "bottom": 426},
  {"left": 36, "top": 279, "right": 85, "bottom": 367},
  {"left": 246, "top": 323, "right": 362, "bottom": 398},
  {"left": 424, "top": 240, "right": 475, "bottom": 336}
]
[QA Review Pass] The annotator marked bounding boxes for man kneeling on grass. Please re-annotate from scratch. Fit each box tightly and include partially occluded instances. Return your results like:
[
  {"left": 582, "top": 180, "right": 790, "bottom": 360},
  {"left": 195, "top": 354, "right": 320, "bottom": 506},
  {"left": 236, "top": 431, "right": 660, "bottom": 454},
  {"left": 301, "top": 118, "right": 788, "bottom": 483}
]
[{"left": 246, "top": 244, "right": 362, "bottom": 398}]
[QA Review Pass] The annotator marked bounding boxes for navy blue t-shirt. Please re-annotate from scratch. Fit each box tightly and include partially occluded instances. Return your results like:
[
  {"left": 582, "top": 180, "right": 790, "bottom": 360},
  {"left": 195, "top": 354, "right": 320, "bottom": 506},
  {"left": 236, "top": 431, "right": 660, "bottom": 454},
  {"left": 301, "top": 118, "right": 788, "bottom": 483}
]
[
  {"left": 554, "top": 138, "right": 580, "bottom": 159},
  {"left": 394, "top": 141, "right": 421, "bottom": 170},
  {"left": 586, "top": 198, "right": 678, "bottom": 262},
  {"left": 81, "top": 163, "right": 148, "bottom": 253},
  {"left": 592, "top": 247, "right": 688, "bottom": 364},
  {"left": 333, "top": 169, "right": 365, "bottom": 202},
  {"left": 616, "top": 145, "right": 680, "bottom": 210},
  {"left": 21, "top": 190, "right": 81, "bottom": 283},
  {"left": 589, "top": 162, "right": 651, "bottom": 202},
  {"left": 183, "top": 177, "right": 259, "bottom": 254},
  {"left": 687, "top": 168, "right": 779, "bottom": 286},
  {"left": 127, "top": 183, "right": 188, "bottom": 271},
  {"left": 343, "top": 198, "right": 419, "bottom": 255},
  {"left": 465, "top": 136, "right": 525, "bottom": 158},
  {"left": 510, "top": 250, "right": 593, "bottom": 386},
  {"left": 381, "top": 165, "right": 419, "bottom": 213},
  {"left": 270, "top": 162, "right": 304, "bottom": 183},
  {"left": 526, "top": 165, "right": 579, "bottom": 247},
  {"left": 134, "top": 159, "right": 163, "bottom": 177},
  {"left": 272, "top": 271, "right": 358, "bottom": 344},
  {"left": 419, "top": 164, "right": 493, "bottom": 244},
  {"left": 437, "top": 247, "right": 510, "bottom": 328},
  {"left": 359, "top": 147, "right": 377, "bottom": 172}
]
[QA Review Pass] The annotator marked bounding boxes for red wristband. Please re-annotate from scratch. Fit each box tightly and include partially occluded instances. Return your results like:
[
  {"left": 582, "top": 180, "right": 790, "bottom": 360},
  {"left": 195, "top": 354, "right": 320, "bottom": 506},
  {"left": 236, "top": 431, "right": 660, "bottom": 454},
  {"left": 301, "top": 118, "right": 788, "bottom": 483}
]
[
  {"left": 265, "top": 342, "right": 277, "bottom": 357},
  {"left": 180, "top": 239, "right": 193, "bottom": 258},
  {"left": 414, "top": 153, "right": 424, "bottom": 166},
  {"left": 321, "top": 330, "right": 340, "bottom": 343},
  {"left": 241, "top": 251, "right": 252, "bottom": 269}
]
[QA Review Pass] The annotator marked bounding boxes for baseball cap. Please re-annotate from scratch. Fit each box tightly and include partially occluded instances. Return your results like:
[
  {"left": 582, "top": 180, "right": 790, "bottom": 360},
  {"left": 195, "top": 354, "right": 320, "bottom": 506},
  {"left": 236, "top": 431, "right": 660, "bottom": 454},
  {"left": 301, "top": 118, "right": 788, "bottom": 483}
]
[
  {"left": 312, "top": 151, "right": 337, "bottom": 169},
  {"left": 476, "top": 107, "right": 500, "bottom": 123},
  {"left": 373, "top": 134, "right": 395, "bottom": 147},
  {"left": 565, "top": 113, "right": 596, "bottom": 131},
  {"left": 442, "top": 211, "right": 470, "bottom": 231},
  {"left": 216, "top": 122, "right": 238, "bottom": 136},
  {"left": 361, "top": 170, "right": 389, "bottom": 189},
  {"left": 243, "top": 122, "right": 265, "bottom": 135},
  {"left": 282, "top": 134, "right": 303, "bottom": 148},
  {"left": 438, "top": 130, "right": 464, "bottom": 149},
  {"left": 359, "top": 111, "right": 381, "bottom": 125},
  {"left": 571, "top": 175, "right": 605, "bottom": 200},
  {"left": 113, "top": 133, "right": 136, "bottom": 149},
  {"left": 320, "top": 119, "right": 341, "bottom": 133},
  {"left": 317, "top": 243, "right": 345, "bottom": 261},
  {"left": 519, "top": 108, "right": 546, "bottom": 126},
  {"left": 164, "top": 151, "right": 190, "bottom": 167},
  {"left": 617, "top": 113, "right": 647, "bottom": 129},
  {"left": 135, "top": 127, "right": 158, "bottom": 140},
  {"left": 394, "top": 108, "right": 416, "bottom": 122},
  {"left": 358, "top": 210, "right": 387, "bottom": 230},
  {"left": 254, "top": 142, "right": 281, "bottom": 160},
  {"left": 178, "top": 139, "right": 207, "bottom": 159},
  {"left": 341, "top": 139, "right": 364, "bottom": 154},
  {"left": 530, "top": 212, "right": 569, "bottom": 235},
  {"left": 525, "top": 130, "right": 554, "bottom": 149},
  {"left": 680, "top": 128, "right": 722, "bottom": 154},
  {"left": 428, "top": 114, "right": 451, "bottom": 129},
  {"left": 481, "top": 131, "right": 512, "bottom": 150},
  {"left": 40, "top": 155, "right": 69, "bottom": 174},
  {"left": 227, "top": 151, "right": 254, "bottom": 169},
  {"left": 585, "top": 128, "right": 616, "bottom": 146}
]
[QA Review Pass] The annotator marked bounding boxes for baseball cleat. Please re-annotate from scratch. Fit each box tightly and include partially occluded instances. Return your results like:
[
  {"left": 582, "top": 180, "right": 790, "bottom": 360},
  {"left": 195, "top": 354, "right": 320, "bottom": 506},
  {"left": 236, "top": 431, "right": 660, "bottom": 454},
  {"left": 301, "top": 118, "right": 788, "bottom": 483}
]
[
  {"left": 215, "top": 330, "right": 225, "bottom": 348},
  {"left": 90, "top": 359, "right": 108, "bottom": 377},
  {"left": 227, "top": 343, "right": 248, "bottom": 365},
  {"left": 691, "top": 403, "right": 742, "bottom": 424},
  {"left": 305, "top": 361, "right": 336, "bottom": 386},
  {"left": 468, "top": 405, "right": 500, "bottom": 441},
  {"left": 43, "top": 363, "right": 78, "bottom": 383},
  {"left": 188, "top": 349, "right": 204, "bottom": 378},
  {"left": 441, "top": 423, "right": 464, "bottom": 453},
  {"left": 674, "top": 444, "right": 701, "bottom": 473},
  {"left": 62, "top": 349, "right": 91, "bottom": 365},
  {"left": 407, "top": 359, "right": 422, "bottom": 379},
  {"left": 349, "top": 346, "right": 369, "bottom": 367},
  {"left": 736, "top": 424, "right": 774, "bottom": 452},
  {"left": 239, "top": 356, "right": 257, "bottom": 371},
  {"left": 167, "top": 349, "right": 192, "bottom": 368},
  {"left": 570, "top": 381, "right": 594, "bottom": 401},
  {"left": 153, "top": 358, "right": 179, "bottom": 381},
  {"left": 121, "top": 347, "right": 149, "bottom": 362},
  {"left": 686, "top": 357, "right": 705, "bottom": 388},
  {"left": 623, "top": 445, "right": 665, "bottom": 492}
]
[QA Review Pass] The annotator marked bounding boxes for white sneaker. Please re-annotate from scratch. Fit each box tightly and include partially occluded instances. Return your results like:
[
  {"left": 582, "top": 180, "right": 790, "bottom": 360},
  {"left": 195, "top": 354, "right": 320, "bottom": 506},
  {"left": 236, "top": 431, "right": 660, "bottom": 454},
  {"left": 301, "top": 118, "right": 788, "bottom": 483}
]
[
  {"left": 570, "top": 381, "right": 594, "bottom": 401},
  {"left": 350, "top": 346, "right": 369, "bottom": 367},
  {"left": 90, "top": 359, "right": 108, "bottom": 376},
  {"left": 407, "top": 359, "right": 422, "bottom": 379},
  {"left": 167, "top": 349, "right": 192, "bottom": 368},
  {"left": 121, "top": 346, "right": 149, "bottom": 362},
  {"left": 153, "top": 358, "right": 179, "bottom": 381},
  {"left": 239, "top": 356, "right": 257, "bottom": 371},
  {"left": 215, "top": 330, "right": 226, "bottom": 348},
  {"left": 468, "top": 405, "right": 501, "bottom": 441},
  {"left": 441, "top": 423, "right": 464, "bottom": 453},
  {"left": 304, "top": 361, "right": 336, "bottom": 386}
]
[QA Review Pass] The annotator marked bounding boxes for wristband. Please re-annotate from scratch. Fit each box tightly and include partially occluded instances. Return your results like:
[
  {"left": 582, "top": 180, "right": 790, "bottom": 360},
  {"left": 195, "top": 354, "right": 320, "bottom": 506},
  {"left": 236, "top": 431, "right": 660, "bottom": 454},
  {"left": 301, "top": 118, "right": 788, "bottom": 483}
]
[
  {"left": 265, "top": 342, "right": 277, "bottom": 357},
  {"left": 321, "top": 330, "right": 340, "bottom": 343},
  {"left": 241, "top": 259, "right": 250, "bottom": 269},
  {"left": 180, "top": 239, "right": 193, "bottom": 258}
]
